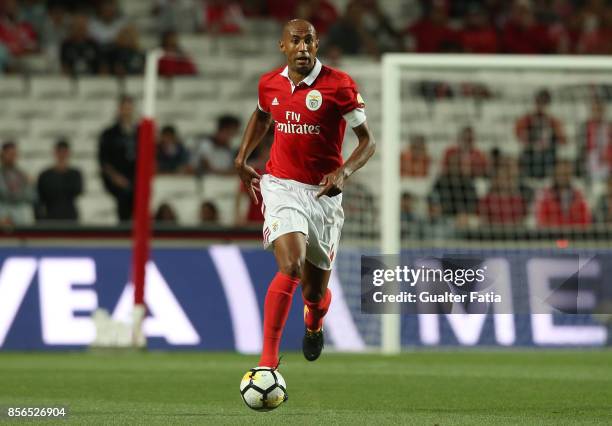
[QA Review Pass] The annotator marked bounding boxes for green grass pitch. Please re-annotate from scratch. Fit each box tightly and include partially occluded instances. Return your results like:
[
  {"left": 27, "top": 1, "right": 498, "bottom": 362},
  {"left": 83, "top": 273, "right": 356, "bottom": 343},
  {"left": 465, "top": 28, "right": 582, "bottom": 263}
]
[{"left": 0, "top": 351, "right": 611, "bottom": 425}]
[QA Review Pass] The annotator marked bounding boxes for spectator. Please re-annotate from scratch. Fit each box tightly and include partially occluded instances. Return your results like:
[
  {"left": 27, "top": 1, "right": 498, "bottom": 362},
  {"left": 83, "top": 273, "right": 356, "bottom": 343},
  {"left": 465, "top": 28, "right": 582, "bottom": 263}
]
[
  {"left": 98, "top": 95, "right": 138, "bottom": 221},
  {"left": 37, "top": 139, "right": 83, "bottom": 222},
  {"left": 425, "top": 192, "right": 444, "bottom": 224},
  {"left": 478, "top": 156, "right": 527, "bottom": 226},
  {"left": 154, "top": 202, "right": 178, "bottom": 224},
  {"left": 400, "top": 191, "right": 414, "bottom": 222},
  {"left": 501, "top": 0, "right": 555, "bottom": 54},
  {"left": 234, "top": 133, "right": 270, "bottom": 225},
  {"left": 324, "top": 0, "right": 380, "bottom": 59},
  {"left": 40, "top": 2, "right": 70, "bottom": 72},
  {"left": 240, "top": 0, "right": 267, "bottom": 17},
  {"left": 18, "top": 0, "right": 46, "bottom": 36},
  {"left": 296, "top": 0, "right": 338, "bottom": 35},
  {"left": 515, "top": 89, "right": 566, "bottom": 178},
  {"left": 460, "top": 4, "right": 498, "bottom": 53},
  {"left": 46, "top": 0, "right": 81, "bottom": 12},
  {"left": 595, "top": 175, "right": 612, "bottom": 224},
  {"left": 359, "top": 0, "right": 403, "bottom": 53},
  {"left": 576, "top": 9, "right": 612, "bottom": 54},
  {"left": 156, "top": 125, "right": 190, "bottom": 174},
  {"left": 200, "top": 200, "right": 219, "bottom": 223},
  {"left": 107, "top": 24, "right": 145, "bottom": 76},
  {"left": 201, "top": 0, "right": 245, "bottom": 34},
  {"left": 413, "top": 193, "right": 455, "bottom": 240},
  {"left": 266, "top": 0, "right": 299, "bottom": 22},
  {"left": 89, "top": 0, "right": 127, "bottom": 47},
  {"left": 0, "top": 0, "right": 38, "bottom": 58},
  {"left": 577, "top": 98, "right": 612, "bottom": 181},
  {"left": 153, "top": 0, "right": 200, "bottom": 33},
  {"left": 400, "top": 192, "right": 425, "bottom": 239},
  {"left": 0, "top": 43, "right": 10, "bottom": 73},
  {"left": 535, "top": 159, "right": 591, "bottom": 227},
  {"left": 442, "top": 126, "right": 488, "bottom": 177},
  {"left": 431, "top": 152, "right": 478, "bottom": 219},
  {"left": 400, "top": 134, "right": 430, "bottom": 177},
  {"left": 405, "top": 0, "right": 458, "bottom": 53},
  {"left": 550, "top": 7, "right": 582, "bottom": 54},
  {"left": 341, "top": 179, "right": 377, "bottom": 239},
  {"left": 192, "top": 115, "right": 241, "bottom": 175},
  {"left": 60, "top": 13, "right": 102, "bottom": 76},
  {"left": 0, "top": 141, "right": 35, "bottom": 225},
  {"left": 158, "top": 30, "right": 198, "bottom": 77}
]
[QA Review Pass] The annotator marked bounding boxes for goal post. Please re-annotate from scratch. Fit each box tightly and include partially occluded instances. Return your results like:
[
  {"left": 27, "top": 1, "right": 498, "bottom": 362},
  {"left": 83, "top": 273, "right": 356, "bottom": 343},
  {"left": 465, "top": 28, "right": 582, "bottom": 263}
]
[
  {"left": 380, "top": 54, "right": 612, "bottom": 354},
  {"left": 380, "top": 56, "right": 401, "bottom": 354}
]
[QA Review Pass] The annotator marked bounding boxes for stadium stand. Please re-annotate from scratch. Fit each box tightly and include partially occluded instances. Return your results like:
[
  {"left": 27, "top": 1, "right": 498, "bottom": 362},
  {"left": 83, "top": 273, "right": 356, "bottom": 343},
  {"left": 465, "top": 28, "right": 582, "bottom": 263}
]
[{"left": 0, "top": 0, "right": 611, "bottom": 236}]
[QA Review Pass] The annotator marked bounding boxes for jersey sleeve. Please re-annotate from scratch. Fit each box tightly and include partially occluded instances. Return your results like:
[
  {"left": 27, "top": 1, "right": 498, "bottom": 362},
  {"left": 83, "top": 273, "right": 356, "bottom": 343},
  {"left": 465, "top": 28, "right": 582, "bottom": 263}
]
[
  {"left": 257, "top": 77, "right": 270, "bottom": 114},
  {"left": 336, "top": 75, "right": 366, "bottom": 128}
]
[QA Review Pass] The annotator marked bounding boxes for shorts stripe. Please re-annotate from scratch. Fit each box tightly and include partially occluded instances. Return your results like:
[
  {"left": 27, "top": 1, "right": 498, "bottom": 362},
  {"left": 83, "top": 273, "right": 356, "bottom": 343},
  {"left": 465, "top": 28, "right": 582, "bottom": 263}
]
[{"left": 263, "top": 227, "right": 270, "bottom": 243}]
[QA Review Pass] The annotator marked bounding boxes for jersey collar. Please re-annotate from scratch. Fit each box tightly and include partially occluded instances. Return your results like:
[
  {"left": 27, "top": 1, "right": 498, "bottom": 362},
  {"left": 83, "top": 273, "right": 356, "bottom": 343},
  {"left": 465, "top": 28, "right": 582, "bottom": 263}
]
[{"left": 280, "top": 59, "right": 322, "bottom": 92}]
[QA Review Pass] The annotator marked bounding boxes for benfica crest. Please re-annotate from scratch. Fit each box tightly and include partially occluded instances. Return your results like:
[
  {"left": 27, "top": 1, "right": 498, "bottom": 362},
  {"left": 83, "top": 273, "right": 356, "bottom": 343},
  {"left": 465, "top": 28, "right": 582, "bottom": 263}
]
[{"left": 306, "top": 90, "right": 322, "bottom": 111}]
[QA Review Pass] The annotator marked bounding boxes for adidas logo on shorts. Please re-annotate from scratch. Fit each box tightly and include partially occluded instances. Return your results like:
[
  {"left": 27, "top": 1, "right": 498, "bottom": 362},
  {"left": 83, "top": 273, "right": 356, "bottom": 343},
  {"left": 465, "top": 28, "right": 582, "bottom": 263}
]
[{"left": 272, "top": 97, "right": 279, "bottom": 105}]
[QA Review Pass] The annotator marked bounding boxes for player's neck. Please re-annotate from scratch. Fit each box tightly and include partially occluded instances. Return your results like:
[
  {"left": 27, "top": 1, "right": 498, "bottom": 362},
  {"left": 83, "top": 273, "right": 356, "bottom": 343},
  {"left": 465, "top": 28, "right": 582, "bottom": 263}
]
[{"left": 288, "top": 66, "right": 314, "bottom": 86}]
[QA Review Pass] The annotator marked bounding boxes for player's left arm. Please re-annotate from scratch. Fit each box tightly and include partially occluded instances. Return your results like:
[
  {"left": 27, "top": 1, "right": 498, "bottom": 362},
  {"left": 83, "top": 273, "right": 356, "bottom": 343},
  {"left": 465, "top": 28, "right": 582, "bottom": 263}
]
[{"left": 317, "top": 122, "right": 376, "bottom": 198}]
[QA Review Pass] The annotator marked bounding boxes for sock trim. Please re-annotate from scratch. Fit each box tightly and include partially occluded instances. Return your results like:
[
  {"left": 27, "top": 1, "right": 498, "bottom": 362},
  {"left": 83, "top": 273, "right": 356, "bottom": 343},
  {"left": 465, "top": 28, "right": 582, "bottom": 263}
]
[{"left": 276, "top": 271, "right": 300, "bottom": 285}]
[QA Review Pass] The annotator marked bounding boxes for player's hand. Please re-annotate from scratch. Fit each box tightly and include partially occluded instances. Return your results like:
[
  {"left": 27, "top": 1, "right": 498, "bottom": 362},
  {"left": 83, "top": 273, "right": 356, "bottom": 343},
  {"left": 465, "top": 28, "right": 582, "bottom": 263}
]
[
  {"left": 317, "top": 169, "right": 347, "bottom": 198},
  {"left": 235, "top": 162, "right": 261, "bottom": 204}
]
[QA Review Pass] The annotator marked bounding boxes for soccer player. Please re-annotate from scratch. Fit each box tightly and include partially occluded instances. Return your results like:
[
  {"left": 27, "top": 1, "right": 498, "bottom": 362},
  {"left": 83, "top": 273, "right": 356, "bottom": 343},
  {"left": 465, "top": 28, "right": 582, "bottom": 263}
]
[{"left": 234, "top": 19, "right": 375, "bottom": 367}]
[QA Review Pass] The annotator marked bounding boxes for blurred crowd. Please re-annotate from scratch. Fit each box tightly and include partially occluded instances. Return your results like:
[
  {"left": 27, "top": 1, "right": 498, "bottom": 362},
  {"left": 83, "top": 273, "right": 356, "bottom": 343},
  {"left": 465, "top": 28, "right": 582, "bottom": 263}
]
[
  {"left": 2, "top": 87, "right": 612, "bottom": 232},
  {"left": 0, "top": 0, "right": 200, "bottom": 76},
  {"left": 2, "top": 0, "right": 612, "bottom": 234},
  {"left": 3, "top": 0, "right": 612, "bottom": 75},
  {"left": 0, "top": 95, "right": 269, "bottom": 226},
  {"left": 404, "top": 0, "right": 612, "bottom": 55},
  {"left": 398, "top": 89, "right": 612, "bottom": 236}
]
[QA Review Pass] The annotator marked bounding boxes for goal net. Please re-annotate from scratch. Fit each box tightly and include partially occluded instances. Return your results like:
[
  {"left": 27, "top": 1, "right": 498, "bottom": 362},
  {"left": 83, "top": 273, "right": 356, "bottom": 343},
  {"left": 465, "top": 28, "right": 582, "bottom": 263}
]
[{"left": 335, "top": 55, "right": 612, "bottom": 352}]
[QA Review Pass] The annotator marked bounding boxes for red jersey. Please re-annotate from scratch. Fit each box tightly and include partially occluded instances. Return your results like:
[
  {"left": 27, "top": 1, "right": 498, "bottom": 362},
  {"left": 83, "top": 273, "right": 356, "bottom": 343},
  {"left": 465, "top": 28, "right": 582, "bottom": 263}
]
[
  {"left": 478, "top": 193, "right": 526, "bottom": 225},
  {"left": 535, "top": 187, "right": 591, "bottom": 227},
  {"left": 158, "top": 53, "right": 198, "bottom": 77},
  {"left": 258, "top": 60, "right": 365, "bottom": 185},
  {"left": 442, "top": 146, "right": 489, "bottom": 177}
]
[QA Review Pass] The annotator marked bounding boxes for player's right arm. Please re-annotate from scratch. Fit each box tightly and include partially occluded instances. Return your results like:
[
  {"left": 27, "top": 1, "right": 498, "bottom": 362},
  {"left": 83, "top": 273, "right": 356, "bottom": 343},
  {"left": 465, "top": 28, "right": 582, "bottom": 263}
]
[{"left": 234, "top": 108, "right": 273, "bottom": 204}]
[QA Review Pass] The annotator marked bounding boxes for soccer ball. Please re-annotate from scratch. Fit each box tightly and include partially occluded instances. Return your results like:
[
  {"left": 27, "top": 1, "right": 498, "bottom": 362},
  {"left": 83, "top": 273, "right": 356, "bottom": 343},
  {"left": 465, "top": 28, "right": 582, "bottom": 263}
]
[{"left": 239, "top": 367, "right": 288, "bottom": 411}]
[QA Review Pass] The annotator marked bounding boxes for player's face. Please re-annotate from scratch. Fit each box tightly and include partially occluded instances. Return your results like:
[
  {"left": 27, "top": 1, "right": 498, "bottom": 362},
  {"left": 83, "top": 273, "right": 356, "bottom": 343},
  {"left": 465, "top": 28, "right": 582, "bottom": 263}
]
[{"left": 280, "top": 26, "right": 319, "bottom": 75}]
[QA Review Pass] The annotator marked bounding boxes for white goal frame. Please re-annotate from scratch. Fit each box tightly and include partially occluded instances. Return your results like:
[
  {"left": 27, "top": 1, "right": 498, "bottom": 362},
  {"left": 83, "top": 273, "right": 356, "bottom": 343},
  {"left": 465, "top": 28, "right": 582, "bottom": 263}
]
[{"left": 380, "top": 54, "right": 612, "bottom": 354}]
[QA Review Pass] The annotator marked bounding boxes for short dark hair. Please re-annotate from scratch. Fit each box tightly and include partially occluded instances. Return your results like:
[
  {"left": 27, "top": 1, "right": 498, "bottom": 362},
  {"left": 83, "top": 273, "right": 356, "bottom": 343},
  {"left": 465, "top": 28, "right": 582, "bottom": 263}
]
[
  {"left": 1, "top": 140, "right": 15, "bottom": 151},
  {"left": 161, "top": 125, "right": 177, "bottom": 136},
  {"left": 535, "top": 89, "right": 551, "bottom": 105},
  {"left": 55, "top": 138, "right": 70, "bottom": 150},
  {"left": 201, "top": 200, "right": 218, "bottom": 213},
  {"left": 217, "top": 115, "right": 240, "bottom": 131}
]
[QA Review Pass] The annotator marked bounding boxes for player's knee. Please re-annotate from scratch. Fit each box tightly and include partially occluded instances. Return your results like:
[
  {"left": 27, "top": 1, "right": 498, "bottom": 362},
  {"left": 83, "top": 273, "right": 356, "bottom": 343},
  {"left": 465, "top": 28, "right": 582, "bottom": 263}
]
[
  {"left": 279, "top": 258, "right": 304, "bottom": 280},
  {"left": 302, "top": 286, "right": 324, "bottom": 302}
]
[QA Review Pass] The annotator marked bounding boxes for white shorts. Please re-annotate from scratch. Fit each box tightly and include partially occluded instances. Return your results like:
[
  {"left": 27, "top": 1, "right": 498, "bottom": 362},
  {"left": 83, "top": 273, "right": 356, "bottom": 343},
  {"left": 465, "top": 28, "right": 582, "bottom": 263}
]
[{"left": 260, "top": 174, "right": 344, "bottom": 270}]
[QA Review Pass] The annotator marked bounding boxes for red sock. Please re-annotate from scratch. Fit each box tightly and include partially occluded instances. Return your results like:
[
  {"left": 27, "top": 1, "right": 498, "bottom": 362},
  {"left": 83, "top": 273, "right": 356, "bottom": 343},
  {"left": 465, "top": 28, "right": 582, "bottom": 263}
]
[
  {"left": 258, "top": 272, "right": 299, "bottom": 367},
  {"left": 303, "top": 289, "right": 332, "bottom": 332}
]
